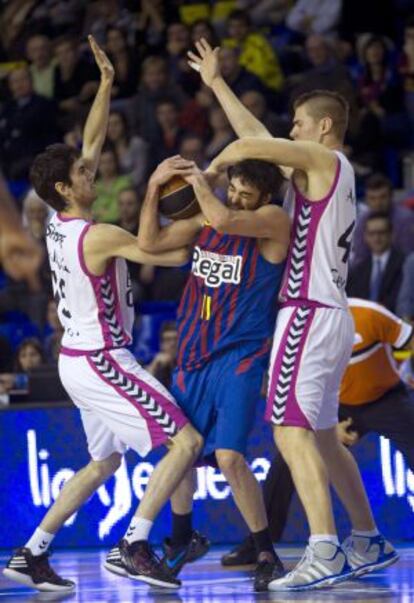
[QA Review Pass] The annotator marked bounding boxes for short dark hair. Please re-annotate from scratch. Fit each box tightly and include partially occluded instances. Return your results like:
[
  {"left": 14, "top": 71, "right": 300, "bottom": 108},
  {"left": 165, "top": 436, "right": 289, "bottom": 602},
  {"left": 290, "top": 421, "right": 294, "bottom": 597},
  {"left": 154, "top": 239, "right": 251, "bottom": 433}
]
[
  {"left": 365, "top": 211, "right": 392, "bottom": 231},
  {"left": 160, "top": 321, "right": 177, "bottom": 337},
  {"left": 227, "top": 159, "right": 285, "bottom": 199},
  {"left": 228, "top": 9, "right": 251, "bottom": 26},
  {"left": 365, "top": 172, "right": 392, "bottom": 192},
  {"left": 30, "top": 143, "right": 81, "bottom": 211},
  {"left": 293, "top": 89, "right": 349, "bottom": 140}
]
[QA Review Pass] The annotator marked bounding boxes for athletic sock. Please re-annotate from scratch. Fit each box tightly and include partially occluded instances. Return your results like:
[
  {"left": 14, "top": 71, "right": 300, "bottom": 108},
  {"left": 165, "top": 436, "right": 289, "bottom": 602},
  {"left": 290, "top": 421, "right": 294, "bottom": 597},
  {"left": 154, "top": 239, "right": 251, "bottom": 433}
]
[
  {"left": 25, "top": 528, "right": 55, "bottom": 556},
  {"left": 251, "top": 528, "right": 275, "bottom": 559},
  {"left": 309, "top": 534, "right": 339, "bottom": 547},
  {"left": 352, "top": 528, "right": 380, "bottom": 538},
  {"left": 123, "top": 516, "right": 153, "bottom": 544},
  {"left": 171, "top": 512, "right": 193, "bottom": 548}
]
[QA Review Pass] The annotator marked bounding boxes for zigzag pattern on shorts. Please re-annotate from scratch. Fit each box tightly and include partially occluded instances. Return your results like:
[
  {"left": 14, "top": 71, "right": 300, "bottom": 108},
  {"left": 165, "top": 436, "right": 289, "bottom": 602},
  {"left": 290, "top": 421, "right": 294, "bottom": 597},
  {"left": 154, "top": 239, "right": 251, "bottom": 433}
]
[
  {"left": 272, "top": 306, "right": 311, "bottom": 425},
  {"left": 100, "top": 277, "right": 125, "bottom": 346},
  {"left": 286, "top": 204, "right": 312, "bottom": 298},
  {"left": 90, "top": 352, "right": 178, "bottom": 437}
]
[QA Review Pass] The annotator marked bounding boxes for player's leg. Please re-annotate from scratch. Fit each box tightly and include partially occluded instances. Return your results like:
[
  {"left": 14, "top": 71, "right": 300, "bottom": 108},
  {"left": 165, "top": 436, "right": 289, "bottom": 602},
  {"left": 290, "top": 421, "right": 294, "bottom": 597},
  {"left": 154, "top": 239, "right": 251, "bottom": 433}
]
[
  {"left": 3, "top": 406, "right": 123, "bottom": 593},
  {"left": 266, "top": 307, "right": 352, "bottom": 591}
]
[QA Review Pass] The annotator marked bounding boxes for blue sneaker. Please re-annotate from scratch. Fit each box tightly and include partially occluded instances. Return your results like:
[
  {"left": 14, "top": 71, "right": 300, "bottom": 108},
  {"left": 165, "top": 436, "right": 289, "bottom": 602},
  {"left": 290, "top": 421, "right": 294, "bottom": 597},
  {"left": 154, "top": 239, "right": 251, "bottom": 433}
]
[
  {"left": 342, "top": 533, "right": 399, "bottom": 577},
  {"left": 268, "top": 541, "right": 353, "bottom": 591},
  {"left": 161, "top": 531, "right": 210, "bottom": 576}
]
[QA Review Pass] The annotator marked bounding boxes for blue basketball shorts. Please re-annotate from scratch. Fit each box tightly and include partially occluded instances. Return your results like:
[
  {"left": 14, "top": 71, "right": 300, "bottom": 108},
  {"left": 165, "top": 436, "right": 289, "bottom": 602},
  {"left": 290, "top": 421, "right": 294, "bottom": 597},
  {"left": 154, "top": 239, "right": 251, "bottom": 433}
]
[{"left": 171, "top": 344, "right": 269, "bottom": 457}]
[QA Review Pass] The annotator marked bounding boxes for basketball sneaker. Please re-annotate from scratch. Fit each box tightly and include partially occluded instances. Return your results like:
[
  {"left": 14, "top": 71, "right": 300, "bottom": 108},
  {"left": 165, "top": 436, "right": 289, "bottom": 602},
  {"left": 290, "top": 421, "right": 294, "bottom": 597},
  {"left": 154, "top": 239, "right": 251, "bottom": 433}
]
[
  {"left": 3, "top": 547, "right": 75, "bottom": 592},
  {"left": 119, "top": 539, "right": 181, "bottom": 588},
  {"left": 104, "top": 542, "right": 127, "bottom": 577},
  {"left": 342, "top": 533, "right": 399, "bottom": 577},
  {"left": 161, "top": 531, "right": 210, "bottom": 576},
  {"left": 221, "top": 536, "right": 256, "bottom": 566},
  {"left": 254, "top": 554, "right": 285, "bottom": 591},
  {"left": 268, "top": 541, "right": 353, "bottom": 591}
]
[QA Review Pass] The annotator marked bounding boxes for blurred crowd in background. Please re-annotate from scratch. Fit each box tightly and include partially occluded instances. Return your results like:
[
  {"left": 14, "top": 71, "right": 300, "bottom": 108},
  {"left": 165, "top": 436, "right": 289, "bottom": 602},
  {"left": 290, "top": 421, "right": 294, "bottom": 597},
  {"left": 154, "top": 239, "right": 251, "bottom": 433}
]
[{"left": 1, "top": 0, "right": 414, "bottom": 399}]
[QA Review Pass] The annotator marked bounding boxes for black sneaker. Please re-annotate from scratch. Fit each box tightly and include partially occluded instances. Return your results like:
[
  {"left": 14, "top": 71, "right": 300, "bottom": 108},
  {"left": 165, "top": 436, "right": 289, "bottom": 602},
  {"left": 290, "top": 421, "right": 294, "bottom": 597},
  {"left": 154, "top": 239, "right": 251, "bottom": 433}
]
[
  {"left": 221, "top": 537, "right": 256, "bottom": 566},
  {"left": 3, "top": 547, "right": 75, "bottom": 592},
  {"left": 120, "top": 539, "right": 181, "bottom": 589},
  {"left": 161, "top": 531, "right": 210, "bottom": 576},
  {"left": 254, "top": 555, "right": 285, "bottom": 592},
  {"left": 104, "top": 542, "right": 127, "bottom": 577}
]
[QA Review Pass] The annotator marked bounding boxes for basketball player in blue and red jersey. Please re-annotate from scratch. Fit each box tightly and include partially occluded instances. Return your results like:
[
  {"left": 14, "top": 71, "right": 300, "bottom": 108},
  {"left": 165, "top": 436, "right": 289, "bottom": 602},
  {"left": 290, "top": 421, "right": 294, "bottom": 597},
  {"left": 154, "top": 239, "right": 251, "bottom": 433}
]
[
  {"left": 189, "top": 38, "right": 397, "bottom": 591},
  {"left": 3, "top": 36, "right": 203, "bottom": 593},
  {"left": 134, "top": 156, "right": 290, "bottom": 591}
]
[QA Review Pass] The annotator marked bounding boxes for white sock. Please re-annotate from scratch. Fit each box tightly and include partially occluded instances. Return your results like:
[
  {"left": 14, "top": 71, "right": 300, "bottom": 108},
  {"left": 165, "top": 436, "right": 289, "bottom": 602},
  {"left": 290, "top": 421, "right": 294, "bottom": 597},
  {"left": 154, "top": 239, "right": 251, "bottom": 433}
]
[
  {"left": 309, "top": 534, "right": 339, "bottom": 547},
  {"left": 124, "top": 516, "right": 153, "bottom": 544},
  {"left": 25, "top": 528, "right": 55, "bottom": 556},
  {"left": 352, "top": 528, "right": 379, "bottom": 538}
]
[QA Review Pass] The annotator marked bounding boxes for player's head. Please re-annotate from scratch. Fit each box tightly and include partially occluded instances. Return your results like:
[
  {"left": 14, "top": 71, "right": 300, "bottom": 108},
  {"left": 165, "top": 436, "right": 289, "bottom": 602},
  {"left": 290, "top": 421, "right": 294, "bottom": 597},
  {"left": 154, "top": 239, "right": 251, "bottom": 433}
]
[
  {"left": 290, "top": 90, "right": 349, "bottom": 145},
  {"left": 30, "top": 144, "right": 96, "bottom": 212},
  {"left": 226, "top": 159, "right": 285, "bottom": 210}
]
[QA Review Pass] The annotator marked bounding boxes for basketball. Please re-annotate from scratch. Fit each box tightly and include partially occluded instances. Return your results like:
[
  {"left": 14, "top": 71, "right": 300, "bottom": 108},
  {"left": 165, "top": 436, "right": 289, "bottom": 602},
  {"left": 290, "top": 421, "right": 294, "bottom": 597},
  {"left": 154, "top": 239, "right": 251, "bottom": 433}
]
[{"left": 158, "top": 175, "right": 200, "bottom": 220}]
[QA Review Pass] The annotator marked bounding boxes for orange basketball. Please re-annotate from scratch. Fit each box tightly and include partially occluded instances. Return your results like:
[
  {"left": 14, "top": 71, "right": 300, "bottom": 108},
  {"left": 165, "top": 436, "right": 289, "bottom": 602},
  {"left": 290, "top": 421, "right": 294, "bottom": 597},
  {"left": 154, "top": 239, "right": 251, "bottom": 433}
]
[{"left": 159, "top": 175, "right": 200, "bottom": 220}]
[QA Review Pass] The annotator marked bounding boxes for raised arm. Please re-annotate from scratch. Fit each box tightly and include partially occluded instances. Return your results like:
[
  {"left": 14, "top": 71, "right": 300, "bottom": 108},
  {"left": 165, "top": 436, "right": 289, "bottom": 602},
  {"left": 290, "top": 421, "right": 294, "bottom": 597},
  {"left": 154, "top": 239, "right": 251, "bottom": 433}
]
[
  {"left": 137, "top": 157, "right": 204, "bottom": 253},
  {"left": 184, "top": 166, "right": 289, "bottom": 243},
  {"left": 81, "top": 35, "right": 114, "bottom": 177},
  {"left": 188, "top": 39, "right": 271, "bottom": 139}
]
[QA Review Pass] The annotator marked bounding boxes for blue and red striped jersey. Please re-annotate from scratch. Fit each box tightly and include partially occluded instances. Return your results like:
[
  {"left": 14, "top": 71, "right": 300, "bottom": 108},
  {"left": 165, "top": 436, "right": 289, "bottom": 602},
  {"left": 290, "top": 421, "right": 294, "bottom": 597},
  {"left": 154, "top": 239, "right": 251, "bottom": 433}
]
[{"left": 176, "top": 224, "right": 284, "bottom": 371}]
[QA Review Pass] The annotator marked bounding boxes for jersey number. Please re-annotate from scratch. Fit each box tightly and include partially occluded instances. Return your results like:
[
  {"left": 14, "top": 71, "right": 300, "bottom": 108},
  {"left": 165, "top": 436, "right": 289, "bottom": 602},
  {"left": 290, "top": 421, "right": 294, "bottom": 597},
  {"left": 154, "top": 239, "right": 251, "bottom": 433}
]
[
  {"left": 51, "top": 270, "right": 71, "bottom": 319},
  {"left": 338, "top": 220, "right": 355, "bottom": 263}
]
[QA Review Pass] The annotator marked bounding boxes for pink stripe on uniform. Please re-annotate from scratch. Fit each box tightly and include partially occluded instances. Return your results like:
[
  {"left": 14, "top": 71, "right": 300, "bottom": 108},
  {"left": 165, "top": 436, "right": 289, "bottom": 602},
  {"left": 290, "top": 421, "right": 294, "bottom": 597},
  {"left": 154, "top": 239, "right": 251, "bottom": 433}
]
[
  {"left": 105, "top": 351, "right": 188, "bottom": 438},
  {"left": 77, "top": 224, "right": 114, "bottom": 349}
]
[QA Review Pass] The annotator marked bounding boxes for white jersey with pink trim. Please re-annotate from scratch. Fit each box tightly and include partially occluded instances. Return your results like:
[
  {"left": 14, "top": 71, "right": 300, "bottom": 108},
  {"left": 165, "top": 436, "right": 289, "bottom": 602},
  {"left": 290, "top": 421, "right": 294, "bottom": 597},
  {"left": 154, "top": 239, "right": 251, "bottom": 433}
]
[
  {"left": 46, "top": 213, "right": 134, "bottom": 351},
  {"left": 279, "top": 151, "right": 356, "bottom": 309}
]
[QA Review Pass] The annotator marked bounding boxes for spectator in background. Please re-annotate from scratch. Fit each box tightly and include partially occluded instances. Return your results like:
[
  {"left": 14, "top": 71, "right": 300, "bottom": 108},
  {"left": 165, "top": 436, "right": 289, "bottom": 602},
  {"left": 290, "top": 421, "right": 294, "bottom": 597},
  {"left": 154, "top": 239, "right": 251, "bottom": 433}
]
[
  {"left": 135, "top": 0, "right": 169, "bottom": 53},
  {"left": 149, "top": 98, "right": 189, "bottom": 167},
  {"left": 0, "top": 67, "right": 58, "bottom": 181},
  {"left": 43, "top": 299, "right": 64, "bottom": 364},
  {"left": 53, "top": 36, "right": 99, "bottom": 127},
  {"left": 146, "top": 321, "right": 178, "bottom": 389},
  {"left": 396, "top": 253, "right": 414, "bottom": 321},
  {"left": 398, "top": 16, "right": 414, "bottom": 137},
  {"left": 105, "top": 26, "right": 138, "bottom": 99},
  {"left": 235, "top": 0, "right": 291, "bottom": 28},
  {"left": 166, "top": 22, "right": 199, "bottom": 96},
  {"left": 352, "top": 173, "right": 414, "bottom": 264},
  {"left": 286, "top": 0, "right": 342, "bottom": 37},
  {"left": 347, "top": 212, "right": 405, "bottom": 313},
  {"left": 205, "top": 105, "right": 235, "bottom": 161},
  {"left": 114, "top": 187, "right": 147, "bottom": 303},
  {"left": 15, "top": 337, "right": 44, "bottom": 373},
  {"left": 94, "top": 145, "right": 133, "bottom": 223},
  {"left": 191, "top": 19, "right": 219, "bottom": 47},
  {"left": 106, "top": 110, "right": 148, "bottom": 188},
  {"left": 223, "top": 10, "right": 284, "bottom": 91},
  {"left": 179, "top": 134, "right": 208, "bottom": 168},
  {"left": 240, "top": 90, "right": 290, "bottom": 137},
  {"left": 25, "top": 34, "right": 56, "bottom": 99},
  {"left": 128, "top": 55, "right": 187, "bottom": 143},
  {"left": 356, "top": 35, "right": 407, "bottom": 150},
  {"left": 218, "top": 47, "right": 268, "bottom": 98}
]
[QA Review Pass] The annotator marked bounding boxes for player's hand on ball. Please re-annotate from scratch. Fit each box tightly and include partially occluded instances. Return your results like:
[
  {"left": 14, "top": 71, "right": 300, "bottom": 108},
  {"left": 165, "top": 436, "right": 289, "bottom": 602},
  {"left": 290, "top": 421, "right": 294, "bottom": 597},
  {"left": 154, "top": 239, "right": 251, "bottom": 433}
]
[
  {"left": 188, "top": 37, "right": 221, "bottom": 87},
  {"left": 149, "top": 156, "right": 195, "bottom": 188},
  {"left": 88, "top": 35, "right": 114, "bottom": 81}
]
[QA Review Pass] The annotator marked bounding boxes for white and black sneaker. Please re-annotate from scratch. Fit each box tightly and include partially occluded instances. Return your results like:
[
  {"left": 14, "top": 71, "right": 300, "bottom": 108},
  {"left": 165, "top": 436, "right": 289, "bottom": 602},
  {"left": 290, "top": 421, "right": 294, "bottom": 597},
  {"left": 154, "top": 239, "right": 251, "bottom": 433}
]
[
  {"left": 104, "top": 542, "right": 127, "bottom": 577},
  {"left": 3, "top": 547, "right": 75, "bottom": 592}
]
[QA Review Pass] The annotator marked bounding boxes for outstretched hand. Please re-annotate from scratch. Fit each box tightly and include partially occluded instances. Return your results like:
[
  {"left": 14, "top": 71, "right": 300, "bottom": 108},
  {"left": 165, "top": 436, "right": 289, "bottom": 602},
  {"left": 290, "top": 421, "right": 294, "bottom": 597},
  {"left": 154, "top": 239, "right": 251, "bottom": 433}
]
[
  {"left": 88, "top": 34, "right": 114, "bottom": 81},
  {"left": 188, "top": 37, "right": 221, "bottom": 87},
  {"left": 149, "top": 156, "right": 196, "bottom": 188}
]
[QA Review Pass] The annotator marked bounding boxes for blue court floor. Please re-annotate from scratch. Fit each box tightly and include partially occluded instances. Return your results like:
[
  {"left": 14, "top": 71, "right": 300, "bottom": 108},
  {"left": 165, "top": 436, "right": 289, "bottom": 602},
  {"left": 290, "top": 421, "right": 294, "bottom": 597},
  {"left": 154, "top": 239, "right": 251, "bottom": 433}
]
[{"left": 0, "top": 545, "right": 413, "bottom": 602}]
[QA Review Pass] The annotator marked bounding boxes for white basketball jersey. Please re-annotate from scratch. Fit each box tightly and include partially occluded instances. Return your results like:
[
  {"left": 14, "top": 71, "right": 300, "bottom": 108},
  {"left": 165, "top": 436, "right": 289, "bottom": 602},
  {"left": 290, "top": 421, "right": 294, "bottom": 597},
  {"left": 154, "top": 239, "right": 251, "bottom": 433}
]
[
  {"left": 46, "top": 213, "right": 134, "bottom": 351},
  {"left": 279, "top": 151, "right": 356, "bottom": 309}
]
